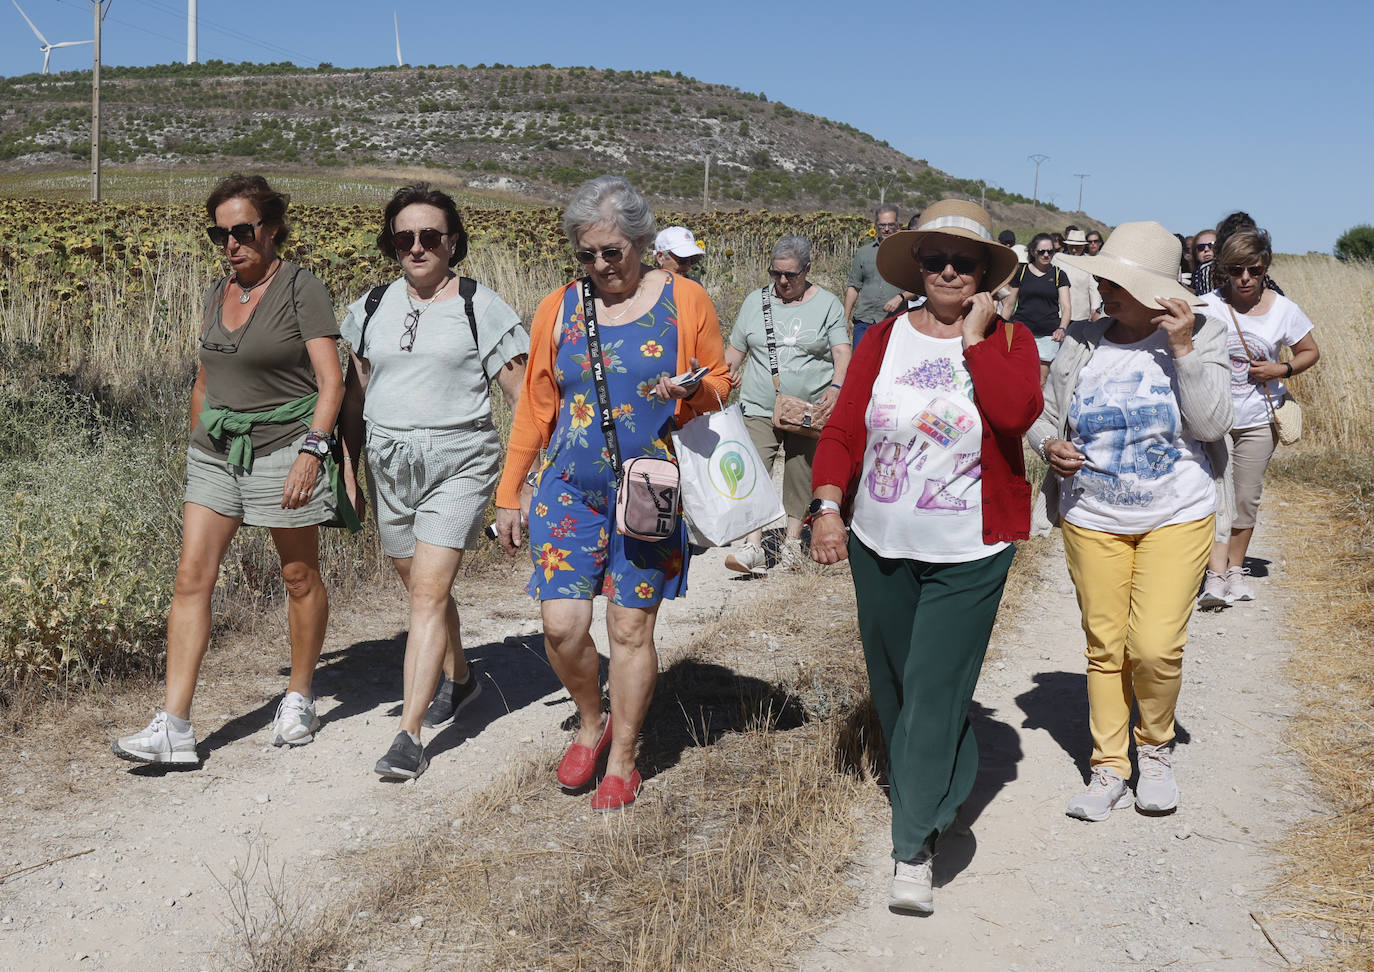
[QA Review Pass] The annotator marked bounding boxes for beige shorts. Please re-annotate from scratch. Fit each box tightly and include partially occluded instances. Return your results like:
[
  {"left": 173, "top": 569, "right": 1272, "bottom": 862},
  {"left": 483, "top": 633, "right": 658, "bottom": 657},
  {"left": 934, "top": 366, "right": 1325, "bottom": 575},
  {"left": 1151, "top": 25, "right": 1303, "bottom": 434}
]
[
  {"left": 744, "top": 413, "right": 817, "bottom": 521},
  {"left": 183, "top": 431, "right": 333, "bottom": 527}
]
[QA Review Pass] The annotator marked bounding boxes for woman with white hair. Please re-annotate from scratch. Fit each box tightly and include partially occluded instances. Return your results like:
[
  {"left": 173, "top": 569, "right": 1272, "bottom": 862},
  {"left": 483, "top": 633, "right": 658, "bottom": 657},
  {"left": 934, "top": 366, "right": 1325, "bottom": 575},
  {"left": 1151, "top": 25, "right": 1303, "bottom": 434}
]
[
  {"left": 1030, "top": 221, "right": 1232, "bottom": 823},
  {"left": 493, "top": 176, "right": 729, "bottom": 811},
  {"left": 723, "top": 235, "right": 850, "bottom": 574}
]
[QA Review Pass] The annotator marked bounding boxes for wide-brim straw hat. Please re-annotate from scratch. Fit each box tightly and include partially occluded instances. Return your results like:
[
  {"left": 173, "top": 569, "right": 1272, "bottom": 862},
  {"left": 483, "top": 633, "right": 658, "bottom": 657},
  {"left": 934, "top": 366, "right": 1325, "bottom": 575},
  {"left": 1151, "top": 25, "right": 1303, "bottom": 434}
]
[
  {"left": 876, "top": 200, "right": 1020, "bottom": 297},
  {"left": 1062, "top": 229, "right": 1089, "bottom": 248},
  {"left": 1057, "top": 221, "right": 1203, "bottom": 308}
]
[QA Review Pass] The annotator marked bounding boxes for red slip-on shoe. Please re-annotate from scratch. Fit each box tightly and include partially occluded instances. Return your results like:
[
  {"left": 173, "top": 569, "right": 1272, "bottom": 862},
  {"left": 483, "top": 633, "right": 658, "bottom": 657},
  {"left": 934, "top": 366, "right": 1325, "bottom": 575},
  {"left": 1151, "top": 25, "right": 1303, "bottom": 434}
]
[
  {"left": 556, "top": 712, "right": 612, "bottom": 791},
  {"left": 591, "top": 769, "right": 642, "bottom": 812}
]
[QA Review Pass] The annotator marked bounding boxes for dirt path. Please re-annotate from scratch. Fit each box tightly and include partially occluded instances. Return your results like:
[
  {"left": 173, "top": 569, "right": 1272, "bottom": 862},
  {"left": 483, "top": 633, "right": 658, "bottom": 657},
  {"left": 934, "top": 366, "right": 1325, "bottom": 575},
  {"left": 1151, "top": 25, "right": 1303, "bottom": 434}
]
[{"left": 0, "top": 492, "right": 1329, "bottom": 970}]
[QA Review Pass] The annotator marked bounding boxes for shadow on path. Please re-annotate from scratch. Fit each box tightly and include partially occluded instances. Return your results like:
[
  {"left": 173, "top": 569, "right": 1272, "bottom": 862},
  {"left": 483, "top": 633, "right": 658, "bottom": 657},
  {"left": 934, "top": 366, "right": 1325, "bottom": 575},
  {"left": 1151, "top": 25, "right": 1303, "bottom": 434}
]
[{"left": 936, "top": 701, "right": 1023, "bottom": 885}]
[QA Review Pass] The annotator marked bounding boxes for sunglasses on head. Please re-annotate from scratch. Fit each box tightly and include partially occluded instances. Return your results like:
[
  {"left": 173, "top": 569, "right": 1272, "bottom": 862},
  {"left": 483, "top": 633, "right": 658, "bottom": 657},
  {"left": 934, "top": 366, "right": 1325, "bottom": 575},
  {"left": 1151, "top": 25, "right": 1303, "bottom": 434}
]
[
  {"left": 1226, "top": 264, "right": 1266, "bottom": 278},
  {"left": 573, "top": 246, "right": 627, "bottom": 265},
  {"left": 392, "top": 228, "right": 447, "bottom": 252},
  {"left": 206, "top": 220, "right": 264, "bottom": 247},
  {"left": 767, "top": 267, "right": 805, "bottom": 281},
  {"left": 919, "top": 253, "right": 981, "bottom": 276}
]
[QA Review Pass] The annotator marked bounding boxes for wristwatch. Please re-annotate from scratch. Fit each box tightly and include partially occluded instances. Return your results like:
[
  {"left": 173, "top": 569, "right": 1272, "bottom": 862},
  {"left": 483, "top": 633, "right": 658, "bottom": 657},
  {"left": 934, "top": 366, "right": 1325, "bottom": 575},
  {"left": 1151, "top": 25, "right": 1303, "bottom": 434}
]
[
  {"left": 806, "top": 498, "right": 842, "bottom": 522},
  {"left": 298, "top": 434, "right": 331, "bottom": 460}
]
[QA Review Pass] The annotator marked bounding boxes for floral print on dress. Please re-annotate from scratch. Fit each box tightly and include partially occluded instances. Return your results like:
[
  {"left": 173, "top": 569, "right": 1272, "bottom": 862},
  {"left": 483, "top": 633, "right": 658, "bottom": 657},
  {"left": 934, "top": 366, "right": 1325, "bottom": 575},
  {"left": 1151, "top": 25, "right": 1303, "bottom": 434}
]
[{"left": 525, "top": 279, "right": 691, "bottom": 606}]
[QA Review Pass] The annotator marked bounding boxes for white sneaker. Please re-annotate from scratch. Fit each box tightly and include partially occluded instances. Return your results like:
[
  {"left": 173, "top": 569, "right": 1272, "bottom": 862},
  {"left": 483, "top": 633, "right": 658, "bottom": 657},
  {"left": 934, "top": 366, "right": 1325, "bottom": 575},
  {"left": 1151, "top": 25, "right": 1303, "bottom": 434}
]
[
  {"left": 272, "top": 691, "right": 320, "bottom": 747},
  {"left": 1224, "top": 566, "right": 1255, "bottom": 602},
  {"left": 888, "top": 855, "right": 934, "bottom": 914},
  {"left": 1197, "top": 570, "right": 1230, "bottom": 609},
  {"left": 1135, "top": 743, "right": 1179, "bottom": 812},
  {"left": 112, "top": 712, "right": 199, "bottom": 765},
  {"left": 724, "top": 541, "right": 767, "bottom": 575},
  {"left": 1066, "top": 766, "right": 1132, "bottom": 821}
]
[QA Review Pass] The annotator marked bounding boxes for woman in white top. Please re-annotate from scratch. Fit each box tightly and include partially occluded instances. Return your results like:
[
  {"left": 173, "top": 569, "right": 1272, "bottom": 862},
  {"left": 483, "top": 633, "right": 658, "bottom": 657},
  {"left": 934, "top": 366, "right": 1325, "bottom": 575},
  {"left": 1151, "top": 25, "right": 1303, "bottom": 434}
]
[
  {"left": 1196, "top": 229, "right": 1319, "bottom": 606},
  {"left": 339, "top": 185, "right": 529, "bottom": 780},
  {"left": 1032, "top": 221, "right": 1232, "bottom": 824}
]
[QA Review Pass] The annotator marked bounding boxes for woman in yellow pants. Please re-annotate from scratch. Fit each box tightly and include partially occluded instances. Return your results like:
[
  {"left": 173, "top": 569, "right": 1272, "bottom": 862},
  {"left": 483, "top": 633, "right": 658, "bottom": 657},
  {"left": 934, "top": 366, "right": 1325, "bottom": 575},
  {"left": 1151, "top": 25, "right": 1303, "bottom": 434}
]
[{"left": 1029, "top": 221, "right": 1232, "bottom": 820}]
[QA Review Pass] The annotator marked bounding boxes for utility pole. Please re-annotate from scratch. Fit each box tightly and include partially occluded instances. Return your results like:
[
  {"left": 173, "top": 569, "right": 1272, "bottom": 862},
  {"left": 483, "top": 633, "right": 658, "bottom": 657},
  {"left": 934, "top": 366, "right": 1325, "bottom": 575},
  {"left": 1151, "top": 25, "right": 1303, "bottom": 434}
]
[
  {"left": 91, "top": 1, "right": 108, "bottom": 203},
  {"left": 1073, "top": 173, "right": 1089, "bottom": 211},
  {"left": 702, "top": 153, "right": 710, "bottom": 211},
  {"left": 1028, "top": 154, "right": 1049, "bottom": 208}
]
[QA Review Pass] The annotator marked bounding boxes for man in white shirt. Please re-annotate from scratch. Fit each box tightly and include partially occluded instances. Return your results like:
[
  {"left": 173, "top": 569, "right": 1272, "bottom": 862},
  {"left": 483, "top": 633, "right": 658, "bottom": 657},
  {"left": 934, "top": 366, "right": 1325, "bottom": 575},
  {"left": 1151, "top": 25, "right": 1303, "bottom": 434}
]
[{"left": 1053, "top": 229, "right": 1101, "bottom": 327}]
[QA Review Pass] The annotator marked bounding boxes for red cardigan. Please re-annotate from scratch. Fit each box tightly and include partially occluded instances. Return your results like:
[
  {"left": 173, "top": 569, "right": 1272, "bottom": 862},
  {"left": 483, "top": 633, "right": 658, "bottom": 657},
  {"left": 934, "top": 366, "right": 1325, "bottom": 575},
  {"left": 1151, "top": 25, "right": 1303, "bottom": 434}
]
[{"left": 812, "top": 314, "right": 1043, "bottom": 545}]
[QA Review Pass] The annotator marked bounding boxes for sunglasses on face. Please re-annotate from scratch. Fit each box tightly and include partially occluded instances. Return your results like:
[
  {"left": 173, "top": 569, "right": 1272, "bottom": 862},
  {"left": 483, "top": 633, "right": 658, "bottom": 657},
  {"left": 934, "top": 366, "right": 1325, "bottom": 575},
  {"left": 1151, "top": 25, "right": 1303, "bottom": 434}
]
[
  {"left": 573, "top": 246, "right": 627, "bottom": 265},
  {"left": 919, "top": 253, "right": 981, "bottom": 276},
  {"left": 768, "top": 267, "right": 805, "bottom": 281},
  {"left": 1226, "top": 264, "right": 1266, "bottom": 279},
  {"left": 1034, "top": 248, "right": 1054, "bottom": 257},
  {"left": 392, "top": 228, "right": 447, "bottom": 252},
  {"left": 206, "top": 220, "right": 264, "bottom": 247}
]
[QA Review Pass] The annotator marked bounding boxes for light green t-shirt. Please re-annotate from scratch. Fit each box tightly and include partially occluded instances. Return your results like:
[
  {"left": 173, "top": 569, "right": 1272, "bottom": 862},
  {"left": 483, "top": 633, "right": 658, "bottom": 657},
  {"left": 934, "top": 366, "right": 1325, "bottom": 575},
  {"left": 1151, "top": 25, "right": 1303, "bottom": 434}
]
[{"left": 728, "top": 285, "right": 849, "bottom": 418}]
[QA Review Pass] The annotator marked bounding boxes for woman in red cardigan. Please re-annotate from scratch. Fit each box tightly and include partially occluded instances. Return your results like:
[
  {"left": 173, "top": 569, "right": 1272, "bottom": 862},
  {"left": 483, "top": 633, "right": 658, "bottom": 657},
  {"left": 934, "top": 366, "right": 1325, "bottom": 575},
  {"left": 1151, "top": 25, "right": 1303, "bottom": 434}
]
[{"left": 809, "top": 200, "right": 1041, "bottom": 914}]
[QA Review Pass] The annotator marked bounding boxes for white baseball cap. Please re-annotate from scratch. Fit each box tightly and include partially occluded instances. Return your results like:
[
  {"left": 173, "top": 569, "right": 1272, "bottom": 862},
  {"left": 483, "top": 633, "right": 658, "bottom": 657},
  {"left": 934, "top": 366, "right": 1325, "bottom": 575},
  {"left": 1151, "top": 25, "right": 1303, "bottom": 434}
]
[{"left": 654, "top": 226, "right": 705, "bottom": 257}]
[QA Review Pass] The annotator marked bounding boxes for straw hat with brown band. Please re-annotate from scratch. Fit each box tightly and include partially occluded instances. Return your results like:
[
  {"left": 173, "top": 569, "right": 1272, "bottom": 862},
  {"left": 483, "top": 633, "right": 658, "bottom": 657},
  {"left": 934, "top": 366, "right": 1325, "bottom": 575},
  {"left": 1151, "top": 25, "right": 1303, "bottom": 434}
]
[{"left": 876, "top": 200, "right": 1020, "bottom": 298}]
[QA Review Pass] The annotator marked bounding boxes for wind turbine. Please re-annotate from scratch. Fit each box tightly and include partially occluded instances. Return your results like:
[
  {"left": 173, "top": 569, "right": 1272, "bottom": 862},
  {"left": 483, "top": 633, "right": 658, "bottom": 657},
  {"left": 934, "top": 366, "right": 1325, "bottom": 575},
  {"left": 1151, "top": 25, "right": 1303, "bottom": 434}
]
[
  {"left": 393, "top": 12, "right": 403, "bottom": 67},
  {"left": 187, "top": 0, "right": 197, "bottom": 64},
  {"left": 11, "top": 0, "right": 93, "bottom": 75}
]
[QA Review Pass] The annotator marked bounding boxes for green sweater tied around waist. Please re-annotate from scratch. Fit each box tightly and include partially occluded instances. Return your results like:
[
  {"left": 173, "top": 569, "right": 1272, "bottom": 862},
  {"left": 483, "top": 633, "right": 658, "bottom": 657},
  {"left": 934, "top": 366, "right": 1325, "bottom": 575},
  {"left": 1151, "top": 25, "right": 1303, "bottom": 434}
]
[{"left": 198, "top": 391, "right": 362, "bottom": 533}]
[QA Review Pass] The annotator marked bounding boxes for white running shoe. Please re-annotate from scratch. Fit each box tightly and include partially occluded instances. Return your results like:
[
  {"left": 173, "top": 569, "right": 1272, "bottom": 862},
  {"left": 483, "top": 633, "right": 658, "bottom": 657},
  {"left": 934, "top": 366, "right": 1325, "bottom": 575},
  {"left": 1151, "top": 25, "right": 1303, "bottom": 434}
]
[
  {"left": 888, "top": 854, "right": 934, "bottom": 914},
  {"left": 1135, "top": 743, "right": 1179, "bottom": 812},
  {"left": 272, "top": 691, "right": 320, "bottom": 747},
  {"left": 1197, "top": 570, "right": 1230, "bottom": 609},
  {"left": 112, "top": 712, "right": 199, "bottom": 765},
  {"left": 1066, "top": 766, "right": 1132, "bottom": 821},
  {"left": 1224, "top": 565, "right": 1255, "bottom": 602},
  {"left": 724, "top": 541, "right": 767, "bottom": 575}
]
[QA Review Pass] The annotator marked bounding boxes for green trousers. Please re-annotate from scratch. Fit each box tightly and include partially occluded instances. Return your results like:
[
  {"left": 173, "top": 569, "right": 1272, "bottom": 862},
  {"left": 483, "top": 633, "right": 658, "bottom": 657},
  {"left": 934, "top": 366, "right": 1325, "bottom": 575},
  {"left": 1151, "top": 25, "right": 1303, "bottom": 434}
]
[{"left": 849, "top": 536, "right": 1015, "bottom": 861}]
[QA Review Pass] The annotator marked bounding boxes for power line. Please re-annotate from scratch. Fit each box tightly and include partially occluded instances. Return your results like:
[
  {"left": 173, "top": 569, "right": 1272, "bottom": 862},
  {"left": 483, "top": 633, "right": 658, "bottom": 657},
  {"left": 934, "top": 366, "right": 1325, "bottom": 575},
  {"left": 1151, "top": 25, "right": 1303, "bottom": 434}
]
[{"left": 56, "top": 0, "right": 323, "bottom": 65}]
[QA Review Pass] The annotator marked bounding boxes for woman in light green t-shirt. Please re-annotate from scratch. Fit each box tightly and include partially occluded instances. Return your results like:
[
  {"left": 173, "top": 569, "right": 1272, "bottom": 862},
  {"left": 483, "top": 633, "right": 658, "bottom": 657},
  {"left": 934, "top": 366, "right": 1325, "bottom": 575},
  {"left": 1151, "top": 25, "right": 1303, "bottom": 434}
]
[{"left": 723, "top": 236, "right": 851, "bottom": 574}]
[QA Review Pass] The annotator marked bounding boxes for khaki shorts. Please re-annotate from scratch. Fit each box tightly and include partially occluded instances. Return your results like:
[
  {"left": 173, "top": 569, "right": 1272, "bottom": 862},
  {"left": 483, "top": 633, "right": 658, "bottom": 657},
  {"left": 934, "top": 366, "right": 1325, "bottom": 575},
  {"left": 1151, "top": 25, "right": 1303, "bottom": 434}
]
[
  {"left": 744, "top": 413, "right": 817, "bottom": 521},
  {"left": 184, "top": 431, "right": 334, "bottom": 528}
]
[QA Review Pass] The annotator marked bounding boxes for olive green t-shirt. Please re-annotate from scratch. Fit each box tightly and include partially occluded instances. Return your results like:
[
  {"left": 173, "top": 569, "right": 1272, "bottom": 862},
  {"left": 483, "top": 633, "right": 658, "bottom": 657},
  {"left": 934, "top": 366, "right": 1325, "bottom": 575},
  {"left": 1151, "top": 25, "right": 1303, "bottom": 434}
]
[{"left": 190, "top": 261, "right": 339, "bottom": 460}]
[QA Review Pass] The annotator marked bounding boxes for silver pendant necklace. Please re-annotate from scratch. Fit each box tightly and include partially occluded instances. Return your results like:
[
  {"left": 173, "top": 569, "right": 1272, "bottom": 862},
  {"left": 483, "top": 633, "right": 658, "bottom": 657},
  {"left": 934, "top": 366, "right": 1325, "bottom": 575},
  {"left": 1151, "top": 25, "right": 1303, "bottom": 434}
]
[{"left": 234, "top": 260, "right": 281, "bottom": 304}]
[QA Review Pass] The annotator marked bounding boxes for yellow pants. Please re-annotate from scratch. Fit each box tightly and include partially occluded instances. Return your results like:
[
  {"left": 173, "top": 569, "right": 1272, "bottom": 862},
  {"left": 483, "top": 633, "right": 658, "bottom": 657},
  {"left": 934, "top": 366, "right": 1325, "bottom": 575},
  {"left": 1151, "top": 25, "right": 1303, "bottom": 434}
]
[{"left": 1061, "top": 516, "right": 1213, "bottom": 776}]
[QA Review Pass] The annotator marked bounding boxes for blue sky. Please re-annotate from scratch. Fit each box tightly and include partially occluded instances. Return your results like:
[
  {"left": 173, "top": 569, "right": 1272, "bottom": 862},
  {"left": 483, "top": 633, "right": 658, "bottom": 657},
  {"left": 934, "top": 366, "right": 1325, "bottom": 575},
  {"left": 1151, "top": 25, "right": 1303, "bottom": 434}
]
[{"left": 4, "top": 0, "right": 1369, "bottom": 254}]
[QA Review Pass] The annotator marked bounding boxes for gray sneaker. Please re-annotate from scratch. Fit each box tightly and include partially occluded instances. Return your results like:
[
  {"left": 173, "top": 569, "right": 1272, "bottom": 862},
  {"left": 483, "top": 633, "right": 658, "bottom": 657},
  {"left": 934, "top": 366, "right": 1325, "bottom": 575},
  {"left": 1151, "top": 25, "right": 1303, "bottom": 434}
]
[
  {"left": 112, "top": 712, "right": 199, "bottom": 765},
  {"left": 375, "top": 731, "right": 429, "bottom": 780},
  {"left": 1066, "top": 766, "right": 1132, "bottom": 821},
  {"left": 888, "top": 854, "right": 934, "bottom": 914},
  {"left": 1224, "top": 565, "right": 1255, "bottom": 602},
  {"left": 423, "top": 666, "right": 482, "bottom": 729},
  {"left": 1197, "top": 570, "right": 1230, "bottom": 609},
  {"left": 272, "top": 691, "right": 320, "bottom": 747},
  {"left": 1135, "top": 743, "right": 1179, "bottom": 812},
  {"left": 724, "top": 541, "right": 767, "bottom": 575}
]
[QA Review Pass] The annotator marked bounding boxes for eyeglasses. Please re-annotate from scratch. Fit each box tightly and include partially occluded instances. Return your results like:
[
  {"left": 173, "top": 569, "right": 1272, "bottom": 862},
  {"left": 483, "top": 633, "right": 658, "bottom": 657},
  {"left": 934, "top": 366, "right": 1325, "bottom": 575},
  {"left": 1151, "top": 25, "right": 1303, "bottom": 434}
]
[
  {"left": 1226, "top": 264, "right": 1266, "bottom": 279},
  {"left": 400, "top": 310, "right": 420, "bottom": 352},
  {"left": 1034, "top": 248, "right": 1055, "bottom": 257},
  {"left": 767, "top": 267, "right": 806, "bottom": 281},
  {"left": 206, "top": 220, "right": 264, "bottom": 248},
  {"left": 573, "top": 246, "right": 627, "bottom": 265},
  {"left": 918, "top": 253, "right": 981, "bottom": 276},
  {"left": 392, "top": 228, "right": 447, "bottom": 252},
  {"left": 876, "top": 222, "right": 899, "bottom": 230},
  {"left": 1195, "top": 241, "right": 1215, "bottom": 252}
]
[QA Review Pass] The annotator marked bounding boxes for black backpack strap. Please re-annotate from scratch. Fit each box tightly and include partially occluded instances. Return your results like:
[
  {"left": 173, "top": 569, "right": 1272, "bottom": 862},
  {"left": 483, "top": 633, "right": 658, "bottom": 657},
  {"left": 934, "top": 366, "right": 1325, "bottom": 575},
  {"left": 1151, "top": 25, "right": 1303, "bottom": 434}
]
[
  {"left": 356, "top": 284, "right": 390, "bottom": 356},
  {"left": 459, "top": 276, "right": 493, "bottom": 383}
]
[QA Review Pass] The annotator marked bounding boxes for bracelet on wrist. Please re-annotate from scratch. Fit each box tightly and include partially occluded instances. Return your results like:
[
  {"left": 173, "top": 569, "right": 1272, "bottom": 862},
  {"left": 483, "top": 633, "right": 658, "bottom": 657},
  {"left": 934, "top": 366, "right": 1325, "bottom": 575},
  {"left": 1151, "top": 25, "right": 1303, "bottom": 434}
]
[
  {"left": 1037, "top": 434, "right": 1055, "bottom": 461},
  {"left": 830, "top": 383, "right": 843, "bottom": 391},
  {"left": 1284, "top": 361, "right": 1293, "bottom": 378}
]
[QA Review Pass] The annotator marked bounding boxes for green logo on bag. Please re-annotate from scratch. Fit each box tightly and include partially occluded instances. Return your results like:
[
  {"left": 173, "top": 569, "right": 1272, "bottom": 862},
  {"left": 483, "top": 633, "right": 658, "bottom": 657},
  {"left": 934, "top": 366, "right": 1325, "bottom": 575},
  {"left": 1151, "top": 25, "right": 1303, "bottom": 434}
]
[{"left": 709, "top": 441, "right": 756, "bottom": 499}]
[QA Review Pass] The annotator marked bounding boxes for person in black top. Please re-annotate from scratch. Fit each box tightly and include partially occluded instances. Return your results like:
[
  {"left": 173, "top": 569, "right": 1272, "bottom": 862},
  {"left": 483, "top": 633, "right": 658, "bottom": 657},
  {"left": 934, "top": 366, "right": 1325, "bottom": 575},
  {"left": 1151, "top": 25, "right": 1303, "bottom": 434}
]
[{"left": 1000, "top": 232, "right": 1069, "bottom": 384}]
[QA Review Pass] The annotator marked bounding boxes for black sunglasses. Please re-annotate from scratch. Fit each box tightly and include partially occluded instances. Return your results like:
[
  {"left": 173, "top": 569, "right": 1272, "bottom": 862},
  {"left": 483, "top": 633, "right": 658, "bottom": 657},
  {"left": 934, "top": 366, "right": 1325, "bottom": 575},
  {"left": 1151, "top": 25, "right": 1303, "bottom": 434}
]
[
  {"left": 918, "top": 253, "right": 981, "bottom": 276},
  {"left": 1034, "top": 248, "right": 1055, "bottom": 257},
  {"left": 1226, "top": 264, "right": 1266, "bottom": 278},
  {"left": 1195, "top": 241, "right": 1215, "bottom": 251},
  {"left": 767, "top": 267, "right": 806, "bottom": 281},
  {"left": 573, "top": 246, "right": 626, "bottom": 265},
  {"left": 206, "top": 220, "right": 264, "bottom": 248},
  {"left": 392, "top": 228, "right": 448, "bottom": 252}
]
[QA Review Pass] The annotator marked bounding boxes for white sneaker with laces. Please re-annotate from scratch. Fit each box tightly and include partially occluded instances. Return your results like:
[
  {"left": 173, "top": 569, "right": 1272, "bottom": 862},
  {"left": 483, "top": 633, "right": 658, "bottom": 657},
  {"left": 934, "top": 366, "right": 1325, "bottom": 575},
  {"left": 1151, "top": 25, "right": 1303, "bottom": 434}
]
[
  {"left": 1066, "top": 766, "right": 1132, "bottom": 821},
  {"left": 272, "top": 691, "right": 320, "bottom": 747},
  {"left": 724, "top": 541, "right": 767, "bottom": 575},
  {"left": 1224, "top": 565, "right": 1255, "bottom": 602},
  {"left": 112, "top": 712, "right": 199, "bottom": 765},
  {"left": 1197, "top": 570, "right": 1230, "bottom": 609},
  {"left": 1135, "top": 743, "right": 1179, "bottom": 812},
  {"left": 888, "top": 854, "right": 934, "bottom": 914}
]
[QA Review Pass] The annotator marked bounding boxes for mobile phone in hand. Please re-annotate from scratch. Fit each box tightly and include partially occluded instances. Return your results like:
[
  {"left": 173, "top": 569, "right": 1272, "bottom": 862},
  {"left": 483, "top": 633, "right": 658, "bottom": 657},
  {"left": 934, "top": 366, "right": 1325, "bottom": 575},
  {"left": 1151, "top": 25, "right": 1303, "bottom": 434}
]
[{"left": 671, "top": 365, "right": 710, "bottom": 389}]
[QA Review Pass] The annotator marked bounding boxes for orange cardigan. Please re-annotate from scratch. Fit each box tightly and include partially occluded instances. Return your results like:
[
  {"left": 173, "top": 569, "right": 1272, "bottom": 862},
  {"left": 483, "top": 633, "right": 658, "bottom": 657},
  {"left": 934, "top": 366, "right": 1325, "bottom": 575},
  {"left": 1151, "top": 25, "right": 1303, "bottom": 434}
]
[{"left": 495, "top": 273, "right": 730, "bottom": 507}]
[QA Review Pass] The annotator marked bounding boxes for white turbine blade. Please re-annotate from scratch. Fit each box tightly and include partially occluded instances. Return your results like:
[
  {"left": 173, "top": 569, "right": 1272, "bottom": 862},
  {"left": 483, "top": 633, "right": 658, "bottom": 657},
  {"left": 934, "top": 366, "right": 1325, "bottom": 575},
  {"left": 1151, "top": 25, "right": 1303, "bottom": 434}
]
[
  {"left": 51, "top": 40, "right": 93, "bottom": 48},
  {"left": 12, "top": 0, "right": 50, "bottom": 46},
  {"left": 394, "top": 12, "right": 402, "bottom": 67}
]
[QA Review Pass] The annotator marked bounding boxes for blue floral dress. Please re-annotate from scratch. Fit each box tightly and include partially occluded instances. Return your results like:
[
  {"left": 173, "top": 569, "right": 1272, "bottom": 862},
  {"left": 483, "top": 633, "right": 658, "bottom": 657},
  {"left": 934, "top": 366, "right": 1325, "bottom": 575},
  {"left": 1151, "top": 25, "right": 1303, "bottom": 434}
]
[{"left": 526, "top": 279, "right": 689, "bottom": 605}]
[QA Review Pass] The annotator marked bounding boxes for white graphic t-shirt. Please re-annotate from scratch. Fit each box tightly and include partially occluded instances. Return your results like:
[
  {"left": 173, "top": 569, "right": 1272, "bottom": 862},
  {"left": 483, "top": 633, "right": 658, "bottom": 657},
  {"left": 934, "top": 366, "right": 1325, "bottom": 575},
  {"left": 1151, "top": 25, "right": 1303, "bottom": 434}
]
[
  {"left": 1061, "top": 329, "right": 1216, "bottom": 534},
  {"left": 850, "top": 319, "right": 1006, "bottom": 563},
  {"left": 1199, "top": 293, "right": 1313, "bottom": 430}
]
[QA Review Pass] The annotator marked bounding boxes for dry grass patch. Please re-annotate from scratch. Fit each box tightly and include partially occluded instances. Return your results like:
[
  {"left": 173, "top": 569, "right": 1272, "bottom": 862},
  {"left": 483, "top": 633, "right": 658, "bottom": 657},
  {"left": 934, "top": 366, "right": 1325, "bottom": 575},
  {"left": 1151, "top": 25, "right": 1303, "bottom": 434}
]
[{"left": 1265, "top": 458, "right": 1374, "bottom": 968}]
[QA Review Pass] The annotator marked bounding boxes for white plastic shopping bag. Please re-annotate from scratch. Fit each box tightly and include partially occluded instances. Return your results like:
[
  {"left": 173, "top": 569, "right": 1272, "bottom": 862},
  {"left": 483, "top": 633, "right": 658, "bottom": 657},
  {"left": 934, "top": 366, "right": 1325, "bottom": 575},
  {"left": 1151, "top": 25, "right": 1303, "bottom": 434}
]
[{"left": 672, "top": 402, "right": 784, "bottom": 547}]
